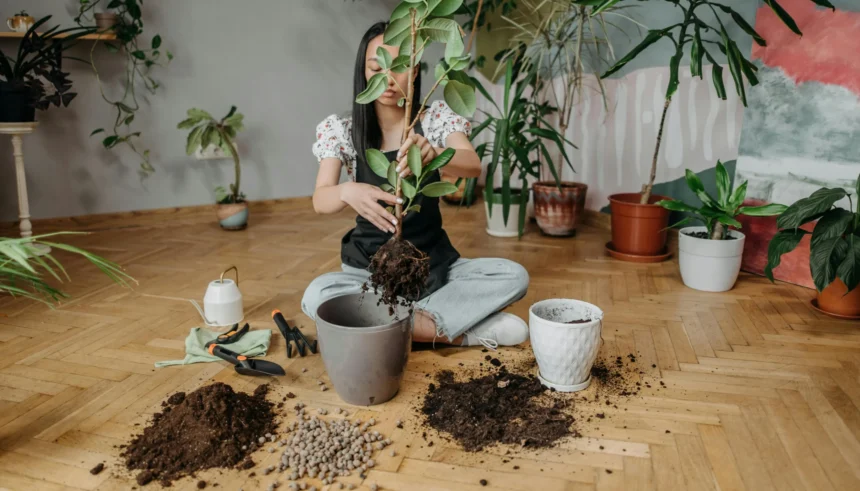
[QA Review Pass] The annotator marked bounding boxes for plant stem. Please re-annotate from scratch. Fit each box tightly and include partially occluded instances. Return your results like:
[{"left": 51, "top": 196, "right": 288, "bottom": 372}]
[
  {"left": 641, "top": 97, "right": 671, "bottom": 204},
  {"left": 465, "top": 0, "right": 484, "bottom": 53},
  {"left": 221, "top": 130, "right": 241, "bottom": 202},
  {"left": 710, "top": 221, "right": 725, "bottom": 240},
  {"left": 396, "top": 9, "right": 418, "bottom": 239}
]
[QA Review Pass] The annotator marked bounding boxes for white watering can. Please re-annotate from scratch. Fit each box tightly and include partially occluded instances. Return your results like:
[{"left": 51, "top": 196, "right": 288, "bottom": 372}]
[{"left": 190, "top": 266, "right": 244, "bottom": 328}]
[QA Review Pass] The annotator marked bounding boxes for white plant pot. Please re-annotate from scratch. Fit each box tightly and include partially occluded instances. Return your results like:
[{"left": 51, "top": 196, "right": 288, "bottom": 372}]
[
  {"left": 529, "top": 299, "right": 604, "bottom": 392},
  {"left": 485, "top": 200, "right": 522, "bottom": 238},
  {"left": 678, "top": 226, "right": 746, "bottom": 292}
]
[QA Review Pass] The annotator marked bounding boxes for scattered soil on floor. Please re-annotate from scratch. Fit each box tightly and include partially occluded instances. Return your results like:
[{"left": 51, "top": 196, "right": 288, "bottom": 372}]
[
  {"left": 122, "top": 383, "right": 276, "bottom": 486},
  {"left": 421, "top": 364, "right": 576, "bottom": 452},
  {"left": 89, "top": 463, "right": 104, "bottom": 475},
  {"left": 366, "top": 237, "right": 430, "bottom": 314}
]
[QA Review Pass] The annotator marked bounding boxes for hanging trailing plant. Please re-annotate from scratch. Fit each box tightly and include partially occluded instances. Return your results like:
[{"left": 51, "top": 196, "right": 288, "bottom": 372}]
[{"left": 75, "top": 0, "right": 172, "bottom": 176}]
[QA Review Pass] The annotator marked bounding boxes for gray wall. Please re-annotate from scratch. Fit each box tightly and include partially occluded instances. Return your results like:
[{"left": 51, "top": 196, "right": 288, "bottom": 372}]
[{"left": 0, "top": 0, "right": 405, "bottom": 221}]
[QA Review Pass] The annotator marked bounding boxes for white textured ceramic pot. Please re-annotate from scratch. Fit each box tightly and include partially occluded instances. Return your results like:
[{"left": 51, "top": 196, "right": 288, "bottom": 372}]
[
  {"left": 678, "top": 226, "right": 746, "bottom": 292},
  {"left": 484, "top": 192, "right": 526, "bottom": 238},
  {"left": 529, "top": 299, "right": 603, "bottom": 392}
]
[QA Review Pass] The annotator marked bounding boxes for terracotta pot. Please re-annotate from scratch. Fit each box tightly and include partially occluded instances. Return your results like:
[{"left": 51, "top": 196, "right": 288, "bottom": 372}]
[
  {"left": 817, "top": 278, "right": 860, "bottom": 318},
  {"left": 440, "top": 172, "right": 466, "bottom": 204},
  {"left": 608, "top": 193, "right": 671, "bottom": 257},
  {"left": 216, "top": 202, "right": 249, "bottom": 231},
  {"left": 95, "top": 13, "right": 118, "bottom": 30},
  {"left": 533, "top": 181, "right": 587, "bottom": 237}
]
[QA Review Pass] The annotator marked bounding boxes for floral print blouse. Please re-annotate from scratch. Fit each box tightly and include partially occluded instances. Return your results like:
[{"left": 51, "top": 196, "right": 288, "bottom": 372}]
[{"left": 312, "top": 100, "right": 472, "bottom": 180}]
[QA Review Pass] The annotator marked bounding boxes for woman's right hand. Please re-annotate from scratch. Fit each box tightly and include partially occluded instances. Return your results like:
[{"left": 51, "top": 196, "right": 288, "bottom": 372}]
[{"left": 340, "top": 182, "right": 402, "bottom": 234}]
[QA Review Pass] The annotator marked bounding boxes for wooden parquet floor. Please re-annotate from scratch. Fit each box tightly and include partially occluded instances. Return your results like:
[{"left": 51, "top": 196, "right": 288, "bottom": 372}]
[{"left": 1, "top": 198, "right": 859, "bottom": 491}]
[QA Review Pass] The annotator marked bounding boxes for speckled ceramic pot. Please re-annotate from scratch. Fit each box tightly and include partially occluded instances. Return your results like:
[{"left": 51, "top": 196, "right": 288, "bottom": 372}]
[
  {"left": 533, "top": 181, "right": 587, "bottom": 237},
  {"left": 216, "top": 202, "right": 248, "bottom": 230}
]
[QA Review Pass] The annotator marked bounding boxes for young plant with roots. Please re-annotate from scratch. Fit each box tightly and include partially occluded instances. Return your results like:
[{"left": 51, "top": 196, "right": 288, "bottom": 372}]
[{"left": 355, "top": 0, "right": 477, "bottom": 311}]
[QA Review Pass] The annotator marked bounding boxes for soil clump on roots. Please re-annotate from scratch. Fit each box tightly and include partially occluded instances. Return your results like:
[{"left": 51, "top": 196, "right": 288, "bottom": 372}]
[
  {"left": 420, "top": 365, "right": 576, "bottom": 452},
  {"left": 122, "top": 383, "right": 275, "bottom": 486},
  {"left": 366, "top": 237, "right": 429, "bottom": 314}
]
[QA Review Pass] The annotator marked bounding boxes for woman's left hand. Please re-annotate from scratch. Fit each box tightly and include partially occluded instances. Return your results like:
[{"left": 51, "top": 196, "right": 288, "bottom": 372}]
[{"left": 396, "top": 132, "right": 437, "bottom": 178}]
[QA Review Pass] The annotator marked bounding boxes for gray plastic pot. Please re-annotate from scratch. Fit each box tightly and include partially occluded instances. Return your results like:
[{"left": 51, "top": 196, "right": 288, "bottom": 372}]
[{"left": 315, "top": 292, "right": 412, "bottom": 406}]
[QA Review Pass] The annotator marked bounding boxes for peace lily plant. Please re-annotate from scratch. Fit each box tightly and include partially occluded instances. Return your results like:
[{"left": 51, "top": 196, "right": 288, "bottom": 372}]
[{"left": 353, "top": 0, "right": 478, "bottom": 310}]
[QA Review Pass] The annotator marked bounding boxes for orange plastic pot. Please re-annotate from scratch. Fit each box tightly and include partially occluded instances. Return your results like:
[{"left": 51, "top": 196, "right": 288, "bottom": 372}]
[
  {"left": 608, "top": 193, "right": 671, "bottom": 257},
  {"left": 817, "top": 278, "right": 860, "bottom": 318}
]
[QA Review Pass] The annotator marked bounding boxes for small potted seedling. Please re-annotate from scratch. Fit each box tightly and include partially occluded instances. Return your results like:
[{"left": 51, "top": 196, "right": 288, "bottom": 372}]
[
  {"left": 178, "top": 106, "right": 248, "bottom": 230},
  {"left": 656, "top": 161, "right": 786, "bottom": 292},
  {"left": 353, "top": 0, "right": 477, "bottom": 310},
  {"left": 764, "top": 175, "right": 860, "bottom": 318}
]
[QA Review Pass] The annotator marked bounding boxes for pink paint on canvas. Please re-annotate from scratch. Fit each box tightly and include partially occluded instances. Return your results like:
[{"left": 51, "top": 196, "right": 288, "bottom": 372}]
[{"left": 752, "top": 0, "right": 860, "bottom": 96}]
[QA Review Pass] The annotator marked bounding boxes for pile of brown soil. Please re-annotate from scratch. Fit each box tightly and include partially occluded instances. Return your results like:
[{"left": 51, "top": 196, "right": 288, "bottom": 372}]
[
  {"left": 421, "top": 365, "right": 575, "bottom": 452},
  {"left": 122, "top": 383, "right": 276, "bottom": 486},
  {"left": 366, "top": 237, "right": 429, "bottom": 313}
]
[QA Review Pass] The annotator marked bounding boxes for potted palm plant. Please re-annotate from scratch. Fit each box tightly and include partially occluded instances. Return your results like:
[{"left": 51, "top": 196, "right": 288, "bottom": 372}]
[
  {"left": 0, "top": 17, "right": 94, "bottom": 122},
  {"left": 764, "top": 177, "right": 860, "bottom": 319},
  {"left": 1, "top": 233, "right": 134, "bottom": 305},
  {"left": 178, "top": 106, "right": 248, "bottom": 230},
  {"left": 479, "top": 59, "right": 572, "bottom": 238},
  {"left": 656, "top": 162, "right": 786, "bottom": 292},
  {"left": 589, "top": 0, "right": 829, "bottom": 260},
  {"left": 500, "top": 0, "right": 622, "bottom": 236}
]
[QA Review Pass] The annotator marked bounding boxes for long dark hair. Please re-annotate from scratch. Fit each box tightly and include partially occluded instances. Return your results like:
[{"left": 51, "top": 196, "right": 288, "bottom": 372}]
[{"left": 352, "top": 21, "right": 422, "bottom": 167}]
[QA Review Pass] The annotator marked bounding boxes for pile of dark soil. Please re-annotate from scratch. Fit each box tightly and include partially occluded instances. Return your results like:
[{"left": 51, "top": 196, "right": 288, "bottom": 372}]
[
  {"left": 421, "top": 366, "right": 575, "bottom": 452},
  {"left": 122, "top": 383, "right": 276, "bottom": 486},
  {"left": 366, "top": 237, "right": 430, "bottom": 313},
  {"left": 684, "top": 231, "right": 738, "bottom": 240}
]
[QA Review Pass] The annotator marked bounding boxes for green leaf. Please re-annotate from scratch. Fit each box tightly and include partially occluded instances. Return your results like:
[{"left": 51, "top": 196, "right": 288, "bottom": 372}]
[
  {"left": 763, "top": 0, "right": 803, "bottom": 36},
  {"left": 381, "top": 183, "right": 395, "bottom": 193},
  {"left": 90, "top": 128, "right": 104, "bottom": 136},
  {"left": 102, "top": 135, "right": 119, "bottom": 148},
  {"left": 420, "top": 181, "right": 459, "bottom": 197},
  {"left": 445, "top": 33, "right": 465, "bottom": 63},
  {"left": 405, "top": 204, "right": 422, "bottom": 213},
  {"left": 837, "top": 234, "right": 860, "bottom": 292},
  {"left": 388, "top": 160, "right": 398, "bottom": 187},
  {"left": 132, "top": 50, "right": 146, "bottom": 60},
  {"left": 713, "top": 4, "right": 767, "bottom": 46},
  {"left": 384, "top": 16, "right": 413, "bottom": 46},
  {"left": 777, "top": 187, "right": 847, "bottom": 229},
  {"left": 167, "top": 51, "right": 174, "bottom": 61},
  {"left": 408, "top": 144, "right": 422, "bottom": 180},
  {"left": 810, "top": 209, "right": 854, "bottom": 248},
  {"left": 185, "top": 126, "right": 204, "bottom": 155},
  {"left": 738, "top": 203, "right": 788, "bottom": 217},
  {"left": 685, "top": 169, "right": 719, "bottom": 208},
  {"left": 376, "top": 46, "right": 392, "bottom": 70},
  {"left": 448, "top": 56, "right": 470, "bottom": 72},
  {"left": 712, "top": 63, "right": 727, "bottom": 100},
  {"left": 728, "top": 180, "right": 748, "bottom": 212},
  {"left": 425, "top": 148, "right": 456, "bottom": 173},
  {"left": 187, "top": 108, "right": 213, "bottom": 120},
  {"left": 444, "top": 80, "right": 476, "bottom": 118},
  {"left": 391, "top": 55, "right": 411, "bottom": 73},
  {"left": 656, "top": 200, "right": 698, "bottom": 213},
  {"left": 809, "top": 0, "right": 836, "bottom": 10},
  {"left": 691, "top": 27, "right": 703, "bottom": 78},
  {"left": 592, "top": 0, "right": 623, "bottom": 15},
  {"left": 366, "top": 149, "right": 390, "bottom": 178},
  {"left": 402, "top": 178, "right": 417, "bottom": 199},
  {"left": 391, "top": 1, "right": 426, "bottom": 20},
  {"left": 715, "top": 161, "right": 731, "bottom": 207},
  {"left": 601, "top": 30, "right": 666, "bottom": 79},
  {"left": 152, "top": 34, "right": 162, "bottom": 49},
  {"left": 764, "top": 229, "right": 809, "bottom": 282},
  {"left": 717, "top": 215, "right": 743, "bottom": 229},
  {"left": 435, "top": 62, "right": 449, "bottom": 86},
  {"left": 105, "top": 42, "right": 120, "bottom": 53},
  {"left": 722, "top": 27, "right": 747, "bottom": 106},
  {"left": 355, "top": 73, "right": 388, "bottom": 104},
  {"left": 430, "top": 0, "right": 462, "bottom": 16},
  {"left": 856, "top": 174, "right": 860, "bottom": 213},
  {"left": 811, "top": 236, "right": 847, "bottom": 291},
  {"left": 124, "top": 114, "right": 135, "bottom": 126},
  {"left": 666, "top": 52, "right": 682, "bottom": 100},
  {"left": 422, "top": 18, "right": 459, "bottom": 43}
]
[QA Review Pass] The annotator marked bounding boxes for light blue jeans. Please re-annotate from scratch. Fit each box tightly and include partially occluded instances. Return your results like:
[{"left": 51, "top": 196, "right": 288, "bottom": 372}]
[{"left": 301, "top": 258, "right": 529, "bottom": 341}]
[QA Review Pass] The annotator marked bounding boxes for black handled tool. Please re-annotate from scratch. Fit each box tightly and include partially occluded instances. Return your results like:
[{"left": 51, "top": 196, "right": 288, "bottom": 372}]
[
  {"left": 204, "top": 323, "right": 286, "bottom": 376},
  {"left": 272, "top": 310, "right": 317, "bottom": 358}
]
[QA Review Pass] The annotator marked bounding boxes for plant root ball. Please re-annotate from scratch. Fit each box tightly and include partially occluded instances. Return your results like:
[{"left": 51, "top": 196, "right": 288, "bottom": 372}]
[{"left": 366, "top": 238, "right": 429, "bottom": 314}]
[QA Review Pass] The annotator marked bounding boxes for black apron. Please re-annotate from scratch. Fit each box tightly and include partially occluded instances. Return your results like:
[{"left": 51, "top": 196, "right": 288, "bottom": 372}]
[{"left": 341, "top": 127, "right": 460, "bottom": 298}]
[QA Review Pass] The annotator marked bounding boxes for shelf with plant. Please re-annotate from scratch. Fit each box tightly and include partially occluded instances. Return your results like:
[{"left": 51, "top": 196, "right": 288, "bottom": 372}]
[
  {"left": 655, "top": 161, "right": 786, "bottom": 291},
  {"left": 75, "top": 0, "right": 172, "bottom": 176},
  {"left": 581, "top": 0, "right": 835, "bottom": 259},
  {"left": 765, "top": 176, "right": 860, "bottom": 318},
  {"left": 0, "top": 17, "right": 95, "bottom": 122}
]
